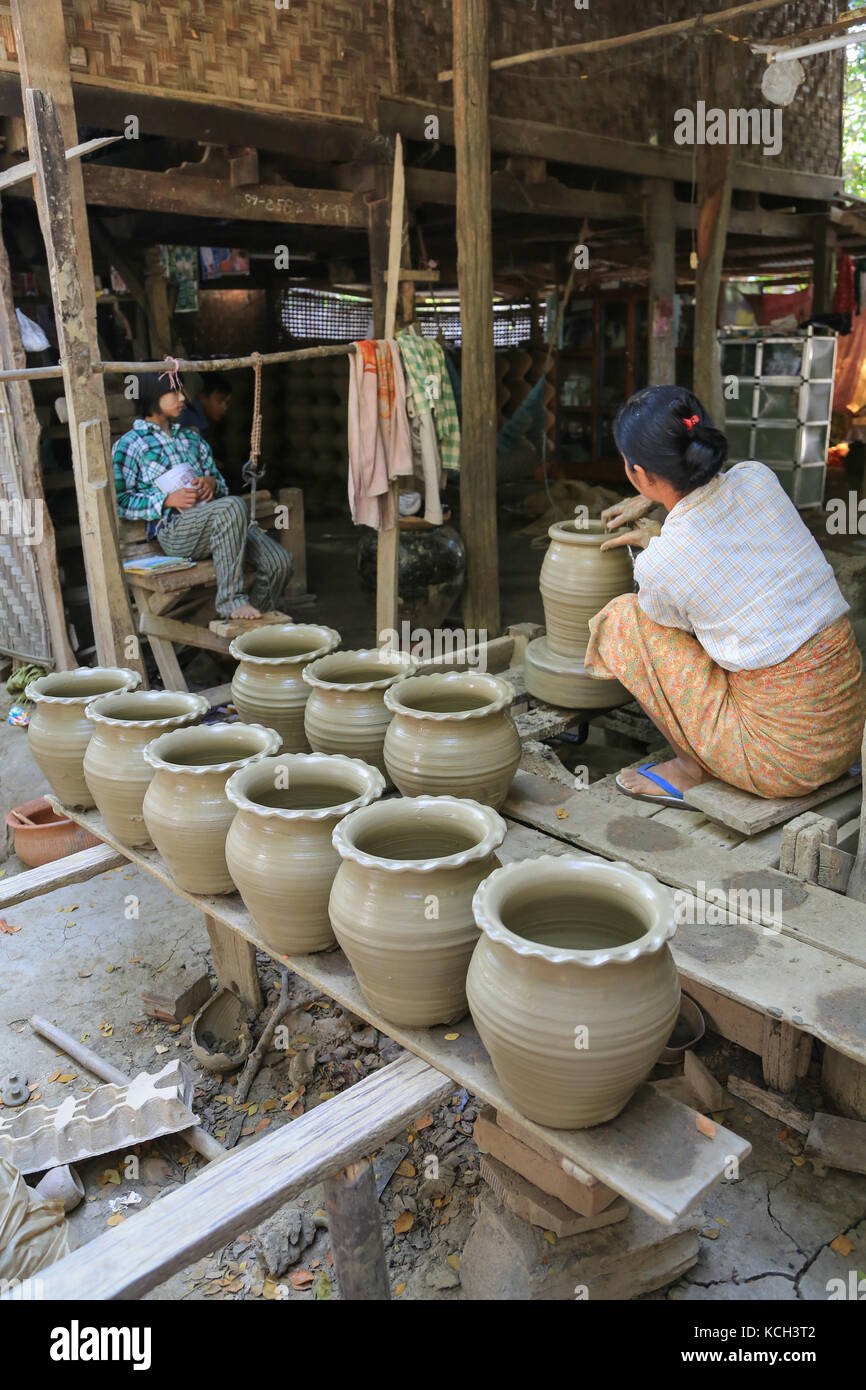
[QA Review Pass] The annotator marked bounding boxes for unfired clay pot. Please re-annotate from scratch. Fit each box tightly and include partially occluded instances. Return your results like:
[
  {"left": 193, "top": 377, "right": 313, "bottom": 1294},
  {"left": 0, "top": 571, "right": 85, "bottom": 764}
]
[
  {"left": 302, "top": 649, "right": 417, "bottom": 778},
  {"left": 225, "top": 752, "right": 386, "bottom": 954},
  {"left": 230, "top": 623, "right": 340, "bottom": 751},
  {"left": 25, "top": 667, "right": 142, "bottom": 808},
  {"left": 382, "top": 672, "right": 521, "bottom": 809},
  {"left": 329, "top": 796, "right": 507, "bottom": 1026},
  {"left": 524, "top": 517, "right": 632, "bottom": 709},
  {"left": 84, "top": 690, "right": 210, "bottom": 847},
  {"left": 467, "top": 855, "right": 680, "bottom": 1128},
  {"left": 142, "top": 722, "right": 281, "bottom": 894}
]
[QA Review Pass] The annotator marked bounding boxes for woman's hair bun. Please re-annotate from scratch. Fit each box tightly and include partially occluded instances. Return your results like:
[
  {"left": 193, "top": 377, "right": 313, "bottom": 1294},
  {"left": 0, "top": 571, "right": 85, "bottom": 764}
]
[{"left": 684, "top": 422, "right": 727, "bottom": 486}]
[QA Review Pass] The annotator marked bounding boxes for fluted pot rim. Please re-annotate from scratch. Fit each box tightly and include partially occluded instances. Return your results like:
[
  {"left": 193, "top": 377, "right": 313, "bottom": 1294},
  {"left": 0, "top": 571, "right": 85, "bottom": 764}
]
[
  {"left": 472, "top": 855, "right": 677, "bottom": 967},
  {"left": 302, "top": 647, "right": 418, "bottom": 692},
  {"left": 86, "top": 689, "right": 210, "bottom": 729},
  {"left": 383, "top": 671, "right": 513, "bottom": 722},
  {"left": 229, "top": 622, "right": 340, "bottom": 665},
  {"left": 225, "top": 752, "right": 386, "bottom": 821},
  {"left": 25, "top": 666, "right": 141, "bottom": 705},
  {"left": 332, "top": 794, "right": 507, "bottom": 873},
  {"left": 143, "top": 721, "right": 281, "bottom": 774},
  {"left": 547, "top": 517, "right": 624, "bottom": 546}
]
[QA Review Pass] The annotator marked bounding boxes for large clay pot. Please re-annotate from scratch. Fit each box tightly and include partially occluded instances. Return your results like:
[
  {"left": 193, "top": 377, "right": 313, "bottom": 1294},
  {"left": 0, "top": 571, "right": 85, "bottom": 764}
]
[
  {"left": 225, "top": 753, "right": 386, "bottom": 954},
  {"left": 329, "top": 796, "right": 507, "bottom": 1026},
  {"left": 382, "top": 672, "right": 521, "bottom": 809},
  {"left": 302, "top": 649, "right": 418, "bottom": 777},
  {"left": 84, "top": 690, "right": 210, "bottom": 848},
  {"left": 524, "top": 517, "right": 632, "bottom": 709},
  {"left": 142, "top": 722, "right": 281, "bottom": 894},
  {"left": 467, "top": 855, "right": 680, "bottom": 1128},
  {"left": 230, "top": 623, "right": 340, "bottom": 751},
  {"left": 25, "top": 667, "right": 141, "bottom": 808}
]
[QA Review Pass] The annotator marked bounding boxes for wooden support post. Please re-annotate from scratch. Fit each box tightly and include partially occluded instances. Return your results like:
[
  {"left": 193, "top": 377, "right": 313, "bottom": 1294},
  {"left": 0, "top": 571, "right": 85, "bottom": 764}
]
[
  {"left": 811, "top": 213, "right": 837, "bottom": 315},
  {"left": 23, "top": 88, "right": 144, "bottom": 679},
  {"left": 646, "top": 179, "right": 676, "bottom": 386},
  {"left": 144, "top": 246, "right": 173, "bottom": 359},
  {"left": 761, "top": 1017, "right": 811, "bottom": 1094},
  {"left": 204, "top": 912, "right": 262, "bottom": 1013},
  {"left": 0, "top": 201, "right": 75, "bottom": 668},
  {"left": 323, "top": 1157, "right": 391, "bottom": 1300},
  {"left": 374, "top": 137, "right": 405, "bottom": 645},
  {"left": 11, "top": 0, "right": 97, "bottom": 347},
  {"left": 277, "top": 486, "right": 309, "bottom": 598},
  {"left": 454, "top": 0, "right": 500, "bottom": 637},
  {"left": 693, "top": 36, "right": 735, "bottom": 421}
]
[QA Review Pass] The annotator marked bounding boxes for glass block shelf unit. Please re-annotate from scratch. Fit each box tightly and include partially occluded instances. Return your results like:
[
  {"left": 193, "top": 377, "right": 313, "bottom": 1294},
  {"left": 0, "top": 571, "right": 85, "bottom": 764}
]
[{"left": 720, "top": 330, "right": 837, "bottom": 509}]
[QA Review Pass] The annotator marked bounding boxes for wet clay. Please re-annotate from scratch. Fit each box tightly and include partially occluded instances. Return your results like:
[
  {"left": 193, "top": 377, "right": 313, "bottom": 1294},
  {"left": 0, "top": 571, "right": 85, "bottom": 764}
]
[
  {"left": 383, "top": 672, "right": 521, "bottom": 810},
  {"left": 83, "top": 690, "right": 209, "bottom": 847},
  {"left": 329, "top": 797, "right": 507, "bottom": 1026},
  {"left": 302, "top": 649, "right": 417, "bottom": 778},
  {"left": 230, "top": 623, "right": 340, "bottom": 751},
  {"left": 225, "top": 753, "right": 385, "bottom": 954},
  {"left": 525, "top": 519, "right": 632, "bottom": 710},
  {"left": 26, "top": 667, "right": 142, "bottom": 809},
  {"left": 467, "top": 855, "right": 680, "bottom": 1128}
]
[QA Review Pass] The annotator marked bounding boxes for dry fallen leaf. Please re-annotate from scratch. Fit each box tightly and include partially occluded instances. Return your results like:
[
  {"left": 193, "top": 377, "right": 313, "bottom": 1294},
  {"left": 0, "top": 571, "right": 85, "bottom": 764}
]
[
  {"left": 395, "top": 1282, "right": 407, "bottom": 1296},
  {"left": 444, "top": 1033, "right": 459, "bottom": 1042},
  {"left": 555, "top": 809, "right": 568, "bottom": 820},
  {"left": 414, "top": 1112, "right": 434, "bottom": 1130},
  {"left": 154, "top": 1044, "right": 169, "bottom": 1054},
  {"left": 396, "top": 1160, "right": 415, "bottom": 1178},
  {"left": 106, "top": 1213, "right": 125, "bottom": 1226},
  {"left": 290, "top": 1268, "right": 314, "bottom": 1289},
  {"left": 701, "top": 1228, "right": 720, "bottom": 1240},
  {"left": 56, "top": 1073, "right": 78, "bottom": 1084},
  {"left": 394, "top": 1211, "right": 414, "bottom": 1235},
  {"left": 831, "top": 1234, "right": 855, "bottom": 1257},
  {"left": 446, "top": 1254, "right": 460, "bottom": 1272}
]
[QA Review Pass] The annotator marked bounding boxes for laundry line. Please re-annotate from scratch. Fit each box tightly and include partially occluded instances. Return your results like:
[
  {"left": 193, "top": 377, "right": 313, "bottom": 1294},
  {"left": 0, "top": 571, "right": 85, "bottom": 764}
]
[{"left": 0, "top": 341, "right": 358, "bottom": 385}]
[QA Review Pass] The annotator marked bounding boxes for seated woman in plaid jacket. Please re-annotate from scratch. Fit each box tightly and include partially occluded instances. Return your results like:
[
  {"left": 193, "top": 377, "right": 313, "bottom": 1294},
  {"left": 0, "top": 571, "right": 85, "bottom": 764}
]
[
  {"left": 112, "top": 373, "right": 291, "bottom": 621},
  {"left": 584, "top": 385, "right": 866, "bottom": 806}
]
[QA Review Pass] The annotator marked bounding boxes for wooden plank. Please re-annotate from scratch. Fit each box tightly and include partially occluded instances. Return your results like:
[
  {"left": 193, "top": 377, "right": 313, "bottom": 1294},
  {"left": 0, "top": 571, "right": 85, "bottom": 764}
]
[
  {"left": 685, "top": 769, "right": 862, "bottom": 837},
  {"left": 726, "top": 1076, "right": 811, "bottom": 1133},
  {"left": 761, "top": 1016, "right": 812, "bottom": 1093},
  {"left": 0, "top": 844, "right": 124, "bottom": 909},
  {"left": 23, "top": 89, "right": 143, "bottom": 678},
  {"left": 277, "top": 486, "right": 308, "bottom": 599},
  {"left": 31, "top": 1055, "right": 452, "bottom": 1301},
  {"left": 822, "top": 1047, "right": 866, "bottom": 1122},
  {"left": 454, "top": 0, "right": 499, "bottom": 637},
  {"left": 205, "top": 912, "right": 262, "bottom": 1013},
  {"left": 375, "top": 136, "right": 404, "bottom": 646},
  {"left": 693, "top": 34, "right": 735, "bottom": 420},
  {"left": 646, "top": 180, "right": 676, "bottom": 386},
  {"left": 126, "top": 559, "right": 218, "bottom": 594},
  {"left": 143, "top": 245, "right": 172, "bottom": 359},
  {"left": 804, "top": 1112, "right": 866, "bottom": 1177},
  {"left": 53, "top": 803, "right": 750, "bottom": 1225},
  {"left": 0, "top": 135, "right": 121, "bottom": 192},
  {"left": 504, "top": 769, "right": 866, "bottom": 974},
  {"left": 138, "top": 611, "right": 232, "bottom": 656}
]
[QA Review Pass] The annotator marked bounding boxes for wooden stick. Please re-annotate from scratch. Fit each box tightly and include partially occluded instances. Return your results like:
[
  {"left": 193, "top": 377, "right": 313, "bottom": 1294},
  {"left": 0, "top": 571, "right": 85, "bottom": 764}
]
[
  {"left": 375, "top": 135, "right": 405, "bottom": 646},
  {"left": 0, "top": 135, "right": 121, "bottom": 192},
  {"left": 323, "top": 1158, "right": 391, "bottom": 1300},
  {"left": 231, "top": 967, "right": 291, "bottom": 1112},
  {"left": 438, "top": 0, "right": 794, "bottom": 79},
  {"left": 0, "top": 341, "right": 357, "bottom": 384},
  {"left": 29, "top": 1014, "right": 226, "bottom": 1163}
]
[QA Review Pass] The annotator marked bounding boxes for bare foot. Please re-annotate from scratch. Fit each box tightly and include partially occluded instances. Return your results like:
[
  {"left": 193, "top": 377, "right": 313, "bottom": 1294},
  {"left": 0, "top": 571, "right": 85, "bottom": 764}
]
[
  {"left": 231, "top": 602, "right": 261, "bottom": 620},
  {"left": 617, "top": 757, "right": 707, "bottom": 799}
]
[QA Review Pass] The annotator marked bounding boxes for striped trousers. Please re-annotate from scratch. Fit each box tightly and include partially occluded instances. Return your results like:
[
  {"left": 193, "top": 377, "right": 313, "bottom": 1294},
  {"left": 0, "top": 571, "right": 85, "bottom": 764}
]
[{"left": 157, "top": 496, "right": 293, "bottom": 618}]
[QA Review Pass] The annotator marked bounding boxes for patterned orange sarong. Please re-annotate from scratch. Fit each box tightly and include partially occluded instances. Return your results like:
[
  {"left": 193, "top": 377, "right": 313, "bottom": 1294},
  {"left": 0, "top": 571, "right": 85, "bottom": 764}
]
[{"left": 585, "top": 594, "right": 866, "bottom": 797}]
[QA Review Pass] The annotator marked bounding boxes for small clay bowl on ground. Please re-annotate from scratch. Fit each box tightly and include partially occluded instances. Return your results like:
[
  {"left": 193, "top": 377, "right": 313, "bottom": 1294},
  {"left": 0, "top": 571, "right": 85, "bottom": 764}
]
[{"left": 190, "top": 989, "right": 253, "bottom": 1072}]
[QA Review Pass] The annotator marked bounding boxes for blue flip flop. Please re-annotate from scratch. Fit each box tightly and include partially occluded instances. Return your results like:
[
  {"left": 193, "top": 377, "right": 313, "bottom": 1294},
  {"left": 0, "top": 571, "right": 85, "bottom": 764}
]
[{"left": 615, "top": 763, "right": 685, "bottom": 809}]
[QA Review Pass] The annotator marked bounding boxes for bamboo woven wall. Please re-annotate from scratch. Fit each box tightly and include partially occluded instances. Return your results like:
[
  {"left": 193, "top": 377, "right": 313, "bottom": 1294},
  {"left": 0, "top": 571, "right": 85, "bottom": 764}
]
[{"left": 0, "top": 1, "right": 844, "bottom": 173}]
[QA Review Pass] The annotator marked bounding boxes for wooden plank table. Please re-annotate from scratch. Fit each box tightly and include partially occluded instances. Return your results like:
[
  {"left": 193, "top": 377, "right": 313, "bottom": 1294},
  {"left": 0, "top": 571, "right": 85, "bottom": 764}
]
[{"left": 53, "top": 801, "right": 750, "bottom": 1228}]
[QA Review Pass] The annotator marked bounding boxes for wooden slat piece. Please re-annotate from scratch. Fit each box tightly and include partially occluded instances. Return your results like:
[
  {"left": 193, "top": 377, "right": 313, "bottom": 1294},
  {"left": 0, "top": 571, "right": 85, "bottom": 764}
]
[
  {"left": 684, "top": 769, "right": 862, "bottom": 837},
  {"left": 0, "top": 844, "right": 125, "bottom": 909}
]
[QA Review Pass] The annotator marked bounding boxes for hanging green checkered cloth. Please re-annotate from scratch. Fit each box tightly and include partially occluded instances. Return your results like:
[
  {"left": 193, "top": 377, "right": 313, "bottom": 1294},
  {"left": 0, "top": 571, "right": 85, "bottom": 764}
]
[{"left": 396, "top": 330, "right": 461, "bottom": 472}]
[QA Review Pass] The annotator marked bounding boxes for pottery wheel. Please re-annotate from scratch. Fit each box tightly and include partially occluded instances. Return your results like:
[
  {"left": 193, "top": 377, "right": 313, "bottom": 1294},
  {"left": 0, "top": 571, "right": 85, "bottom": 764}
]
[{"left": 524, "top": 636, "right": 630, "bottom": 711}]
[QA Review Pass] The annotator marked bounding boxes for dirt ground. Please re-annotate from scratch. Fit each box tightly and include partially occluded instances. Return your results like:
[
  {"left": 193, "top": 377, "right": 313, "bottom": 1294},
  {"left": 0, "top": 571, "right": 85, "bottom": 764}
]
[{"left": 1, "top": 506, "right": 865, "bottom": 1300}]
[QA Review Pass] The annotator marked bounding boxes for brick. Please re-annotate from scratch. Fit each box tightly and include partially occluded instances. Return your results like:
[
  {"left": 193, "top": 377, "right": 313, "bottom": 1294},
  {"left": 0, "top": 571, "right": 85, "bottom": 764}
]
[
  {"left": 473, "top": 1108, "right": 619, "bottom": 1216},
  {"left": 479, "top": 1155, "right": 629, "bottom": 1238}
]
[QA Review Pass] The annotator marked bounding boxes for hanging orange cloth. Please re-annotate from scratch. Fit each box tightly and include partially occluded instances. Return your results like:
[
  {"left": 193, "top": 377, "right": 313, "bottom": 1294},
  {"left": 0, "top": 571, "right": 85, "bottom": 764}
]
[{"left": 347, "top": 339, "right": 413, "bottom": 530}]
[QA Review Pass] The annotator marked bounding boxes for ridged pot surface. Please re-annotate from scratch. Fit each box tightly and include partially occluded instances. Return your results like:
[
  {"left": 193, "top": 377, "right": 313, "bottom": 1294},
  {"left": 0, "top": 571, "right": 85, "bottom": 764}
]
[
  {"left": 539, "top": 519, "right": 632, "bottom": 660},
  {"left": 142, "top": 722, "right": 281, "bottom": 894},
  {"left": 225, "top": 752, "right": 386, "bottom": 954},
  {"left": 25, "top": 667, "right": 141, "bottom": 808},
  {"left": 329, "top": 796, "right": 507, "bottom": 1026},
  {"left": 467, "top": 856, "right": 680, "bottom": 1128},
  {"left": 230, "top": 623, "right": 340, "bottom": 751},
  {"left": 83, "top": 690, "right": 209, "bottom": 847},
  {"left": 302, "top": 649, "right": 417, "bottom": 777},
  {"left": 382, "top": 672, "right": 521, "bottom": 810}
]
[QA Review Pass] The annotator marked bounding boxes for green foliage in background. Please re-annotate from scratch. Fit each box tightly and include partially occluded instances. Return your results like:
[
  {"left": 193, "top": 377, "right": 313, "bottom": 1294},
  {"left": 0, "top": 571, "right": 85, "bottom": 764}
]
[{"left": 844, "top": 3, "right": 866, "bottom": 197}]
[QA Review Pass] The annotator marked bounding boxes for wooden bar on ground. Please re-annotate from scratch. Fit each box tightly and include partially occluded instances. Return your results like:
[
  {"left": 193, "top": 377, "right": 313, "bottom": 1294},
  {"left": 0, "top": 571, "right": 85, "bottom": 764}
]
[
  {"left": 324, "top": 1159, "right": 391, "bottom": 1300},
  {"left": 0, "top": 844, "right": 125, "bottom": 910}
]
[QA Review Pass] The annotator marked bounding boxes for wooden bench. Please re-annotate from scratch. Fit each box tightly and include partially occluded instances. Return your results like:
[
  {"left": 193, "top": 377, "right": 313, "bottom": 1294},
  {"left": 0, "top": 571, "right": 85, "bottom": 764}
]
[{"left": 121, "top": 486, "right": 309, "bottom": 691}]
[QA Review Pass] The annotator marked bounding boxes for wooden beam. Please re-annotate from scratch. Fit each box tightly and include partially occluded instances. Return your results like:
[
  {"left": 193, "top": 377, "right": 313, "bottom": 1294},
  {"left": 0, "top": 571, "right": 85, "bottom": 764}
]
[
  {"left": 379, "top": 97, "right": 844, "bottom": 203},
  {"left": 438, "top": 0, "right": 794, "bottom": 79},
  {"left": 454, "top": 0, "right": 500, "bottom": 637},
  {"left": 646, "top": 180, "right": 676, "bottom": 386},
  {"left": 0, "top": 134, "right": 121, "bottom": 191},
  {"left": 811, "top": 212, "right": 837, "bottom": 314},
  {"left": 11, "top": 0, "right": 97, "bottom": 345},
  {"left": 0, "top": 197, "right": 76, "bottom": 668},
  {"left": 143, "top": 246, "right": 172, "bottom": 359},
  {"left": 693, "top": 36, "right": 736, "bottom": 420},
  {"left": 375, "top": 136, "right": 405, "bottom": 646},
  {"left": 24, "top": 88, "right": 144, "bottom": 678}
]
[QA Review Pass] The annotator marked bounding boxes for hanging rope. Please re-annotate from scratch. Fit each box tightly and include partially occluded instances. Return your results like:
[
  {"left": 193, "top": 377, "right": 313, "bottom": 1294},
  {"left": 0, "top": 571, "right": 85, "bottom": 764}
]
[{"left": 241, "top": 351, "right": 265, "bottom": 524}]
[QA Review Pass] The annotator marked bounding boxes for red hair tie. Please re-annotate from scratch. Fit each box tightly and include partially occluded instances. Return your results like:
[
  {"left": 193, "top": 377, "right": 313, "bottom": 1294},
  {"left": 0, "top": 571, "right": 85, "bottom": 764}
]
[{"left": 683, "top": 414, "right": 699, "bottom": 430}]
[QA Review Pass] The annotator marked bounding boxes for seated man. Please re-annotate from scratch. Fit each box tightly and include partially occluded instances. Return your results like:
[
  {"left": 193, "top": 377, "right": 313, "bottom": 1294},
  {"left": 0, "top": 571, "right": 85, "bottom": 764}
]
[
  {"left": 113, "top": 373, "right": 291, "bottom": 621},
  {"left": 178, "top": 371, "right": 232, "bottom": 439}
]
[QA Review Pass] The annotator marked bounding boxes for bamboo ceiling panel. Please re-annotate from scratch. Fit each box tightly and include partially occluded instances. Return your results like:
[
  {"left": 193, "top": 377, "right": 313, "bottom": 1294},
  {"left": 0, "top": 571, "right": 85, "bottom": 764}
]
[{"left": 0, "top": 380, "right": 51, "bottom": 664}]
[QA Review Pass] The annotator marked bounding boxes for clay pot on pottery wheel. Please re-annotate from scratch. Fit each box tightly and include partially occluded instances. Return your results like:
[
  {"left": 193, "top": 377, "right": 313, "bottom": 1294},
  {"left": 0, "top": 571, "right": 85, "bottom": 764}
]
[
  {"left": 84, "top": 690, "right": 210, "bottom": 848},
  {"left": 524, "top": 517, "right": 632, "bottom": 710},
  {"left": 190, "top": 988, "right": 253, "bottom": 1073},
  {"left": 225, "top": 752, "right": 386, "bottom": 954},
  {"left": 230, "top": 623, "right": 340, "bottom": 751},
  {"left": 302, "top": 649, "right": 418, "bottom": 778},
  {"left": 382, "top": 672, "right": 521, "bottom": 810},
  {"left": 329, "top": 796, "right": 507, "bottom": 1026},
  {"left": 467, "top": 855, "right": 680, "bottom": 1128},
  {"left": 142, "top": 722, "right": 281, "bottom": 894},
  {"left": 25, "top": 667, "right": 142, "bottom": 809}
]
